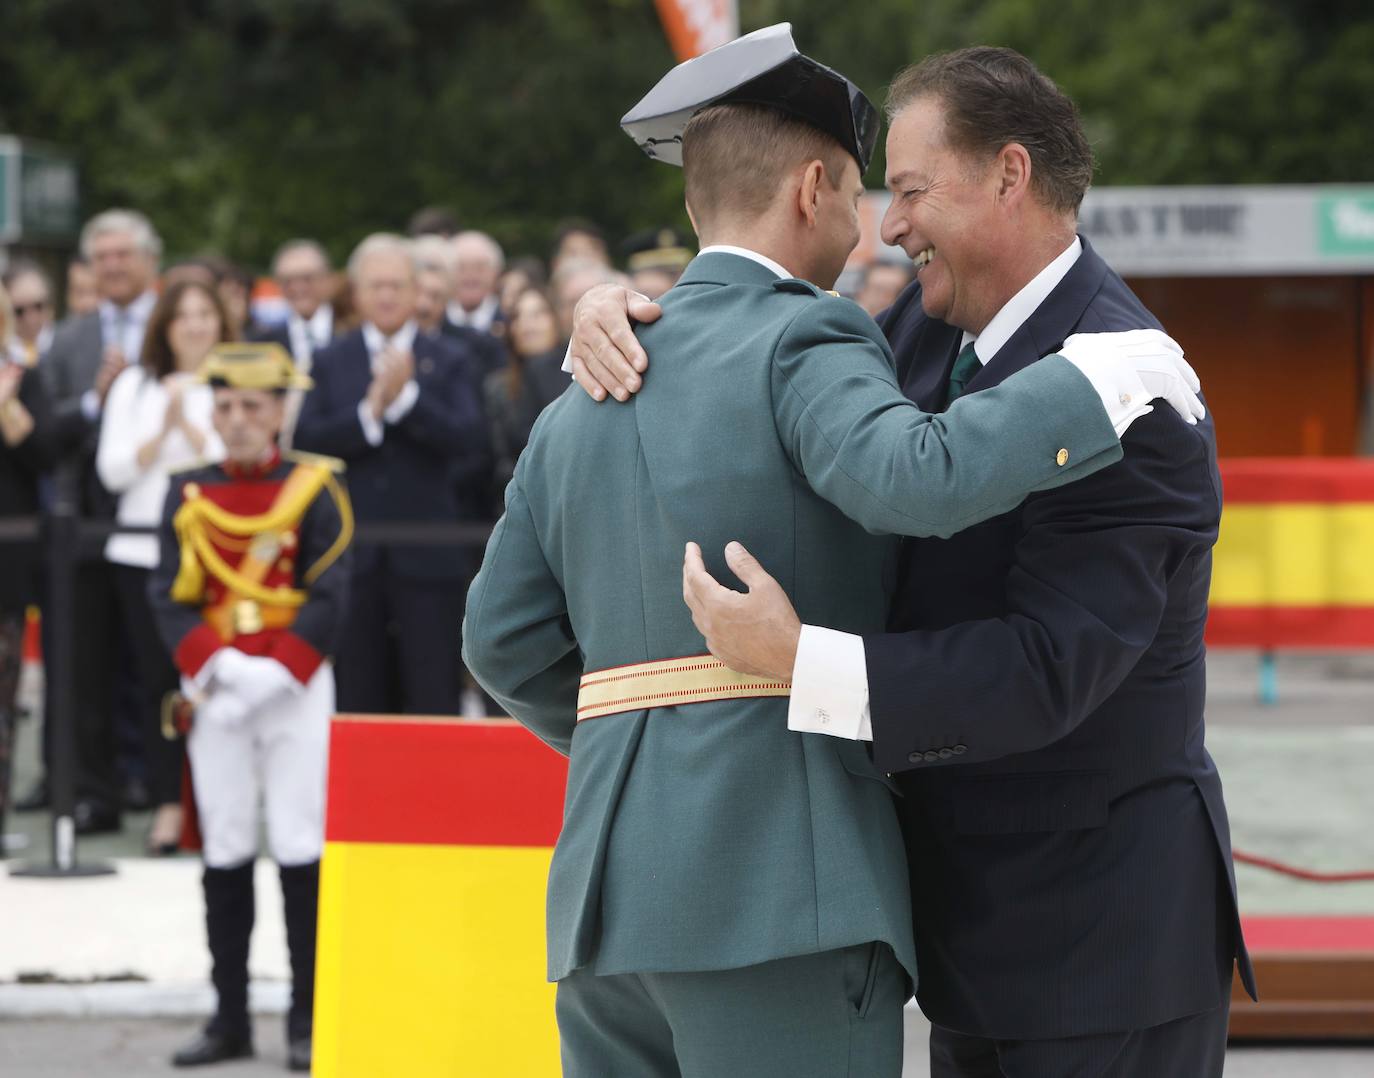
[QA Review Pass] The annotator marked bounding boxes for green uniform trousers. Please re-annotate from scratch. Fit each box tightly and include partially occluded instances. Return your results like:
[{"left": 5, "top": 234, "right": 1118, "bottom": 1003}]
[{"left": 555, "top": 942, "right": 908, "bottom": 1078}]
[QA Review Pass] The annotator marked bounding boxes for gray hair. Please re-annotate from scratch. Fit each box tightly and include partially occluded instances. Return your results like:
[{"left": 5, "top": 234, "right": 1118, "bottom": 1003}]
[
  {"left": 412, "top": 235, "right": 455, "bottom": 282},
  {"left": 271, "top": 238, "right": 332, "bottom": 275},
  {"left": 346, "top": 233, "right": 419, "bottom": 282},
  {"left": 79, "top": 209, "right": 163, "bottom": 262},
  {"left": 452, "top": 230, "right": 505, "bottom": 273}
]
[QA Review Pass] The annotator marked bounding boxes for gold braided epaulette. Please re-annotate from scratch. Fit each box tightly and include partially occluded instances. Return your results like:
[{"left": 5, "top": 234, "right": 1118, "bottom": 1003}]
[{"left": 284, "top": 449, "right": 346, "bottom": 474}]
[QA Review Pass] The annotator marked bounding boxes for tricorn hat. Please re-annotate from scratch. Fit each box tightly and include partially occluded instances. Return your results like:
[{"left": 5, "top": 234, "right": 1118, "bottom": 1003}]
[
  {"left": 620, "top": 23, "right": 879, "bottom": 173},
  {"left": 197, "top": 342, "right": 314, "bottom": 392}
]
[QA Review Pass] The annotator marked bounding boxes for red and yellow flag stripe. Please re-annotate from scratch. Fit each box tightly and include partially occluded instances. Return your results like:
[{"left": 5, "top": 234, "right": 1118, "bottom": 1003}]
[
  {"left": 315, "top": 716, "right": 569, "bottom": 1078},
  {"left": 1210, "top": 459, "right": 1374, "bottom": 647}
]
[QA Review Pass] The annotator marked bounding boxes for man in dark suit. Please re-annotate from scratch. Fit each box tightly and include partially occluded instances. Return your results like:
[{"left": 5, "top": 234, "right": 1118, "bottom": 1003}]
[
  {"left": 293, "top": 233, "right": 487, "bottom": 716},
  {"left": 251, "top": 239, "right": 342, "bottom": 449},
  {"left": 569, "top": 46, "right": 1254, "bottom": 1078},
  {"left": 28, "top": 209, "right": 163, "bottom": 831}
]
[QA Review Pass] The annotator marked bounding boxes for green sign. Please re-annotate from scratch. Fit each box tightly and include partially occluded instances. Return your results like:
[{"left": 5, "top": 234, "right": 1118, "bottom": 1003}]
[
  {"left": 0, "top": 136, "right": 79, "bottom": 244},
  {"left": 1318, "top": 194, "right": 1374, "bottom": 256}
]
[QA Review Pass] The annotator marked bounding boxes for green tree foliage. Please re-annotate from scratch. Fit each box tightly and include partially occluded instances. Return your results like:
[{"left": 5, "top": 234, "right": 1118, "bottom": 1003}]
[{"left": 0, "top": 0, "right": 1368, "bottom": 266}]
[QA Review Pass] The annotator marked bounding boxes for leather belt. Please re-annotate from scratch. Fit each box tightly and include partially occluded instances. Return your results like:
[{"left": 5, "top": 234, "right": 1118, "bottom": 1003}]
[{"left": 577, "top": 654, "right": 791, "bottom": 722}]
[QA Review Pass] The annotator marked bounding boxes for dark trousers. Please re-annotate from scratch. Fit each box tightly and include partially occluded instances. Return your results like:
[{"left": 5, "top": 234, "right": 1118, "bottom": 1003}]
[
  {"left": 111, "top": 565, "right": 183, "bottom": 806},
  {"left": 0, "top": 611, "right": 21, "bottom": 827},
  {"left": 929, "top": 998, "right": 1230, "bottom": 1078},
  {"left": 67, "top": 559, "right": 120, "bottom": 808},
  {"left": 335, "top": 566, "right": 463, "bottom": 716}
]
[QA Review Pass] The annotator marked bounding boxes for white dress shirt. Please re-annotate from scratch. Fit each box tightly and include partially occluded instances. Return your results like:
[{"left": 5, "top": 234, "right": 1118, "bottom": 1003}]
[
  {"left": 787, "top": 237, "right": 1151, "bottom": 741},
  {"left": 356, "top": 320, "right": 421, "bottom": 447},
  {"left": 446, "top": 295, "right": 500, "bottom": 334},
  {"left": 96, "top": 366, "right": 223, "bottom": 569},
  {"left": 83, "top": 290, "right": 158, "bottom": 421},
  {"left": 287, "top": 304, "right": 334, "bottom": 370}
]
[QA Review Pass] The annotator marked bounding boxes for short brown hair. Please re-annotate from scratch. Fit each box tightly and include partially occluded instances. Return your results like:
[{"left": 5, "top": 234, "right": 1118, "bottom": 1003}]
[
  {"left": 682, "top": 104, "right": 850, "bottom": 230},
  {"left": 886, "top": 47, "right": 1093, "bottom": 214},
  {"left": 140, "top": 278, "right": 233, "bottom": 379}
]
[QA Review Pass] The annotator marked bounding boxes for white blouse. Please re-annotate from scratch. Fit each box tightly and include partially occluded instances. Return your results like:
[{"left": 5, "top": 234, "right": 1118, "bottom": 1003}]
[{"left": 96, "top": 366, "right": 223, "bottom": 569}]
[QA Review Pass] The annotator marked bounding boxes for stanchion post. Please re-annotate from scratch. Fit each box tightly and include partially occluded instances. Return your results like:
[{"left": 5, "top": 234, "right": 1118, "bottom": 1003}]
[{"left": 10, "top": 459, "right": 114, "bottom": 878}]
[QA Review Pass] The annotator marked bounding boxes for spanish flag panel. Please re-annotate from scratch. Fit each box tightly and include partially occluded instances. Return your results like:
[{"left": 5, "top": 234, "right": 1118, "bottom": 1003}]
[
  {"left": 1211, "top": 459, "right": 1374, "bottom": 648},
  {"left": 316, "top": 717, "right": 568, "bottom": 1078}
]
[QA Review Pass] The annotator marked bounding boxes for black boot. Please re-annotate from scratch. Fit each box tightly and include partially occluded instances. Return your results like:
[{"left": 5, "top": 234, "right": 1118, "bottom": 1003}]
[
  {"left": 173, "top": 861, "right": 256, "bottom": 1067},
  {"left": 280, "top": 860, "right": 319, "bottom": 1073}
]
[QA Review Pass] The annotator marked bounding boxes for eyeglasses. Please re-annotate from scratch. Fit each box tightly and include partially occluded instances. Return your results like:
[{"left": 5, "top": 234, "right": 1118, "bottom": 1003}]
[{"left": 13, "top": 300, "right": 50, "bottom": 316}]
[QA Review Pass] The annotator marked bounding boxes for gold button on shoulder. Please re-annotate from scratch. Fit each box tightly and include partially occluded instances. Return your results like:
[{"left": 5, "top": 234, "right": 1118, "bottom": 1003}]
[{"left": 1056, "top": 448, "right": 1070, "bottom": 467}]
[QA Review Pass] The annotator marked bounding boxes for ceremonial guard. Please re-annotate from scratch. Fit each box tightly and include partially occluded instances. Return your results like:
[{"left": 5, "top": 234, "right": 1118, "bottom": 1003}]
[{"left": 149, "top": 342, "right": 353, "bottom": 1072}]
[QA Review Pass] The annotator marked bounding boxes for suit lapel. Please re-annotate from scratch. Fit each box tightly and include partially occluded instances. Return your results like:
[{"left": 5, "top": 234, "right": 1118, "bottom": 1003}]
[{"left": 963, "top": 235, "right": 1110, "bottom": 393}]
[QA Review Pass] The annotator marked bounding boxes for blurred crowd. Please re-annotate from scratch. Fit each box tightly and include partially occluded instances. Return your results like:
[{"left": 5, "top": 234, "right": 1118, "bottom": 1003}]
[{"left": 0, "top": 205, "right": 913, "bottom": 852}]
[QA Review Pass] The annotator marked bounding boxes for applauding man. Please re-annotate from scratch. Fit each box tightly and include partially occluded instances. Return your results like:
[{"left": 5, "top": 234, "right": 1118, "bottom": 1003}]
[{"left": 295, "top": 234, "right": 488, "bottom": 716}]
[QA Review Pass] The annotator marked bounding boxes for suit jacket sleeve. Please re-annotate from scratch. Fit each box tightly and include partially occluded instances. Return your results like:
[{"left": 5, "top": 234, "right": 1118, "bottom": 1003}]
[
  {"left": 38, "top": 324, "right": 97, "bottom": 451},
  {"left": 461, "top": 466, "right": 580, "bottom": 755},
  {"left": 864, "top": 409, "right": 1220, "bottom": 773},
  {"left": 12, "top": 367, "right": 57, "bottom": 474},
  {"left": 392, "top": 349, "right": 488, "bottom": 459},
  {"left": 770, "top": 298, "right": 1123, "bottom": 539},
  {"left": 291, "top": 355, "right": 371, "bottom": 459}
]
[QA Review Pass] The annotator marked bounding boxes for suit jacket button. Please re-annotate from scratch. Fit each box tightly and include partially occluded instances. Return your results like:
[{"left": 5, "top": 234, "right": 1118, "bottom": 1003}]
[
  {"left": 907, "top": 752, "right": 923, "bottom": 764},
  {"left": 1056, "top": 448, "right": 1069, "bottom": 467},
  {"left": 952, "top": 744, "right": 968, "bottom": 755},
  {"left": 923, "top": 750, "right": 940, "bottom": 763},
  {"left": 938, "top": 747, "right": 954, "bottom": 760}
]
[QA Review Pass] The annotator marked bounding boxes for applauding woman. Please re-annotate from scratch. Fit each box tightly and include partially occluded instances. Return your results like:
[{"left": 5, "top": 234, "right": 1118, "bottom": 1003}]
[{"left": 96, "top": 278, "right": 229, "bottom": 854}]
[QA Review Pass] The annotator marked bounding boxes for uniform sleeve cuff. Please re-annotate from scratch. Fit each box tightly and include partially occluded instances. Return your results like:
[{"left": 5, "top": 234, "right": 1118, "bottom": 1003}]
[
  {"left": 786, "top": 625, "right": 873, "bottom": 741},
  {"left": 269, "top": 632, "right": 324, "bottom": 685},
  {"left": 174, "top": 625, "right": 223, "bottom": 680}
]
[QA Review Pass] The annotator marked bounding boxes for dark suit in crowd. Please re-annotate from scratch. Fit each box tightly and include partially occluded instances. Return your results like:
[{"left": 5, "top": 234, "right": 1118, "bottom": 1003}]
[
  {"left": 866, "top": 236, "right": 1255, "bottom": 1073},
  {"left": 293, "top": 328, "right": 487, "bottom": 715},
  {"left": 36, "top": 312, "right": 124, "bottom": 817},
  {"left": 1, "top": 366, "right": 56, "bottom": 819}
]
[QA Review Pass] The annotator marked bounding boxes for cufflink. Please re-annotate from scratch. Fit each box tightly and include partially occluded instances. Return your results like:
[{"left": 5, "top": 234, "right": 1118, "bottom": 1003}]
[
  {"left": 816, "top": 708, "right": 830, "bottom": 726},
  {"left": 1119, "top": 393, "right": 1132, "bottom": 406},
  {"left": 1056, "top": 448, "right": 1069, "bottom": 467}
]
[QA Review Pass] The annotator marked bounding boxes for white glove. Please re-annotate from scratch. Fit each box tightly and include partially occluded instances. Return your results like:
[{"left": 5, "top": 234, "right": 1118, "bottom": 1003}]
[
  {"left": 197, "top": 688, "right": 251, "bottom": 729},
  {"left": 207, "top": 648, "right": 300, "bottom": 712},
  {"left": 1057, "top": 329, "right": 1205, "bottom": 432}
]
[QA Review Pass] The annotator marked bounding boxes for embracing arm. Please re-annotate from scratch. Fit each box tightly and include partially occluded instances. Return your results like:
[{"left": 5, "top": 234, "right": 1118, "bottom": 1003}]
[
  {"left": 864, "top": 411, "right": 1219, "bottom": 772},
  {"left": 771, "top": 299, "right": 1123, "bottom": 539},
  {"left": 462, "top": 470, "right": 581, "bottom": 755}
]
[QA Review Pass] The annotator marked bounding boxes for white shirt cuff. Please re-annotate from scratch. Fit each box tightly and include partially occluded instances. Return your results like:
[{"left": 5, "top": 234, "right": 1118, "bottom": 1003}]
[
  {"left": 1058, "top": 351, "right": 1154, "bottom": 437},
  {"left": 357, "top": 399, "right": 384, "bottom": 447},
  {"left": 81, "top": 389, "right": 101, "bottom": 422},
  {"left": 384, "top": 379, "right": 420, "bottom": 423},
  {"left": 786, "top": 625, "right": 872, "bottom": 741}
]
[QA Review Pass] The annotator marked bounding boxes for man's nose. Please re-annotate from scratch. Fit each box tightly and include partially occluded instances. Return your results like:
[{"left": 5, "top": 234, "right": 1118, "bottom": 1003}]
[{"left": 879, "top": 203, "right": 906, "bottom": 247}]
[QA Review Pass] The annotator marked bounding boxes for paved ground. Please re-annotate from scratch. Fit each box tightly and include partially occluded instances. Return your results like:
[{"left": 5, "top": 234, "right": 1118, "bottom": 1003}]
[
  {"left": 2, "top": 649, "right": 1372, "bottom": 1074},
  {"left": 1, "top": 1012, "right": 1370, "bottom": 1076}
]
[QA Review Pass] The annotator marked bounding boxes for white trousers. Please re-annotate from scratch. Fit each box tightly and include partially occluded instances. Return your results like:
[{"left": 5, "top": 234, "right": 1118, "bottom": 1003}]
[{"left": 188, "top": 664, "right": 333, "bottom": 869}]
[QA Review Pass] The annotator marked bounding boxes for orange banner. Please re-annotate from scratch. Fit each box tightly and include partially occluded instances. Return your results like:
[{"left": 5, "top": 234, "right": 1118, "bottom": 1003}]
[{"left": 654, "top": 0, "right": 738, "bottom": 62}]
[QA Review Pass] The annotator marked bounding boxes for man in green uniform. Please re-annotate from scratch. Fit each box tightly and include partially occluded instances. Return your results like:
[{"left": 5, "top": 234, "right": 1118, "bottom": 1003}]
[{"left": 462, "top": 24, "right": 1199, "bottom": 1077}]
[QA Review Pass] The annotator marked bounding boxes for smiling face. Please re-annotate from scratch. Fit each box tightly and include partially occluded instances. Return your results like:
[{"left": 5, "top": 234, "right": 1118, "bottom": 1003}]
[
  {"left": 880, "top": 96, "right": 1013, "bottom": 334},
  {"left": 89, "top": 228, "right": 158, "bottom": 307},
  {"left": 167, "top": 285, "right": 225, "bottom": 372},
  {"left": 354, "top": 248, "right": 418, "bottom": 336}
]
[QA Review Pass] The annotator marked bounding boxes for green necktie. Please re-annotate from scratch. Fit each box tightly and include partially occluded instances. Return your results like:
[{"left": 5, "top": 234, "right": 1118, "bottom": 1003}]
[{"left": 942, "top": 341, "right": 982, "bottom": 410}]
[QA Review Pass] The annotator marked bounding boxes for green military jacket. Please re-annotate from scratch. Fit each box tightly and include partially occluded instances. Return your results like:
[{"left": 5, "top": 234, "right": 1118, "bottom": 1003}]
[{"left": 463, "top": 251, "right": 1122, "bottom": 986}]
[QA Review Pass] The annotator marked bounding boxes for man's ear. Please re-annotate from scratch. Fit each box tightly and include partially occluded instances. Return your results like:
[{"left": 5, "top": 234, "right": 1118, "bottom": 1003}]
[
  {"left": 797, "top": 160, "right": 825, "bottom": 228},
  {"left": 995, "top": 142, "right": 1032, "bottom": 208}
]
